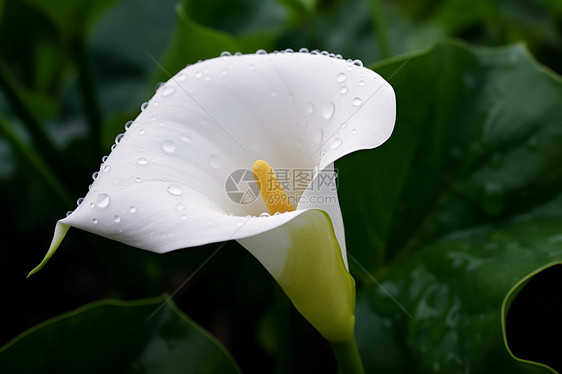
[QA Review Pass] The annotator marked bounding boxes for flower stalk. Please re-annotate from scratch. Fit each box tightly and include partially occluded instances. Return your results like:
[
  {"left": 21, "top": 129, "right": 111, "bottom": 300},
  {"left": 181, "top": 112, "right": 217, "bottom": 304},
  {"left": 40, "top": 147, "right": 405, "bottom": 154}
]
[{"left": 331, "top": 334, "right": 365, "bottom": 374}]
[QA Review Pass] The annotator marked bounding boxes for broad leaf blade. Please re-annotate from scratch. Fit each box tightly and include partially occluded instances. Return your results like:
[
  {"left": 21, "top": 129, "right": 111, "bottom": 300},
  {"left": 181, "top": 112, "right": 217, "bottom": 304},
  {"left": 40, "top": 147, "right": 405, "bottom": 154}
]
[
  {"left": 338, "top": 40, "right": 562, "bottom": 373},
  {"left": 0, "top": 296, "right": 241, "bottom": 374}
]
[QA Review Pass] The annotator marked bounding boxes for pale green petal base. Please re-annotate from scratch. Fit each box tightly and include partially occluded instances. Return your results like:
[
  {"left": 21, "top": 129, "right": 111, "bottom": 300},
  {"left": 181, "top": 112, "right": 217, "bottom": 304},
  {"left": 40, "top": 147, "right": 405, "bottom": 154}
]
[
  {"left": 238, "top": 209, "right": 356, "bottom": 342},
  {"left": 28, "top": 221, "right": 69, "bottom": 277}
]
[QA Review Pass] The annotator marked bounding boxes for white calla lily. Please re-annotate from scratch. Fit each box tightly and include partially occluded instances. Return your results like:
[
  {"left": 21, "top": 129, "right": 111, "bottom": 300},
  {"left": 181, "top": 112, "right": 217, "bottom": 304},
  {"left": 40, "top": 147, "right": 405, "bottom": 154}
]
[{"left": 32, "top": 49, "right": 395, "bottom": 343}]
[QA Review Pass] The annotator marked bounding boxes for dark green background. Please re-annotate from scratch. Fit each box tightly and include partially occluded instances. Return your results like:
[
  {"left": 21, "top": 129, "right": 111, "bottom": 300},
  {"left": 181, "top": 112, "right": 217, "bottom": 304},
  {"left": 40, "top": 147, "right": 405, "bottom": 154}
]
[{"left": 1, "top": 0, "right": 561, "bottom": 373}]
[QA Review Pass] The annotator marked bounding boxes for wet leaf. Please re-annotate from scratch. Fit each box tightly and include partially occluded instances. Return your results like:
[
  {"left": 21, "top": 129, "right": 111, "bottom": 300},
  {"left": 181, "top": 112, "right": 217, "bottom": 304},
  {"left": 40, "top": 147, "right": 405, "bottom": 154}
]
[
  {"left": 337, "top": 40, "right": 562, "bottom": 373},
  {"left": 0, "top": 296, "right": 242, "bottom": 374}
]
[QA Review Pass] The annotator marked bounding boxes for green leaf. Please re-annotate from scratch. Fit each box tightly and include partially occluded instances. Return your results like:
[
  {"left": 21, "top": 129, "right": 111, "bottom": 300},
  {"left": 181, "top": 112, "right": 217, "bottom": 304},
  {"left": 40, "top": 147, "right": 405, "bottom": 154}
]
[
  {"left": 158, "top": 3, "right": 240, "bottom": 82},
  {"left": 337, "top": 40, "right": 562, "bottom": 373},
  {"left": 0, "top": 296, "right": 242, "bottom": 374}
]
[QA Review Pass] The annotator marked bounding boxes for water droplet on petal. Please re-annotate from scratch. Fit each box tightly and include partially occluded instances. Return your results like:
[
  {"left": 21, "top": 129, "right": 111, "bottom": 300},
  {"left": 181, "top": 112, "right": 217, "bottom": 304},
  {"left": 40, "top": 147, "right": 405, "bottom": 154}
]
[
  {"left": 260, "top": 212, "right": 271, "bottom": 217},
  {"left": 306, "top": 103, "right": 314, "bottom": 114},
  {"left": 139, "top": 129, "right": 146, "bottom": 135},
  {"left": 353, "top": 59, "right": 363, "bottom": 67},
  {"left": 129, "top": 206, "right": 137, "bottom": 213},
  {"left": 113, "top": 215, "right": 121, "bottom": 223},
  {"left": 180, "top": 135, "right": 191, "bottom": 143},
  {"left": 103, "top": 164, "right": 111, "bottom": 173},
  {"left": 195, "top": 71, "right": 202, "bottom": 78},
  {"left": 330, "top": 138, "right": 343, "bottom": 149},
  {"left": 66, "top": 210, "right": 73, "bottom": 217},
  {"left": 135, "top": 177, "right": 141, "bottom": 183},
  {"left": 137, "top": 157, "right": 148, "bottom": 165},
  {"left": 92, "top": 171, "right": 99, "bottom": 180},
  {"left": 322, "top": 101, "right": 335, "bottom": 120},
  {"left": 92, "top": 218, "right": 98, "bottom": 224},
  {"left": 336, "top": 72, "right": 347, "bottom": 82},
  {"left": 358, "top": 80, "right": 365, "bottom": 86},
  {"left": 167, "top": 184, "right": 183, "bottom": 196},
  {"left": 125, "top": 121, "right": 133, "bottom": 130},
  {"left": 221, "top": 51, "right": 232, "bottom": 57},
  {"left": 77, "top": 197, "right": 84, "bottom": 206},
  {"left": 102, "top": 155, "right": 109, "bottom": 162},
  {"left": 209, "top": 155, "right": 222, "bottom": 168},
  {"left": 161, "top": 140, "right": 176, "bottom": 153},
  {"left": 340, "top": 86, "right": 348, "bottom": 94},
  {"left": 161, "top": 85, "right": 176, "bottom": 96},
  {"left": 177, "top": 73, "right": 186, "bottom": 81},
  {"left": 141, "top": 102, "right": 148, "bottom": 111},
  {"left": 96, "top": 193, "right": 110, "bottom": 208},
  {"left": 89, "top": 202, "right": 95, "bottom": 208},
  {"left": 352, "top": 97, "right": 362, "bottom": 106},
  {"left": 351, "top": 129, "right": 358, "bottom": 135},
  {"left": 256, "top": 49, "right": 267, "bottom": 55},
  {"left": 175, "top": 203, "right": 185, "bottom": 211}
]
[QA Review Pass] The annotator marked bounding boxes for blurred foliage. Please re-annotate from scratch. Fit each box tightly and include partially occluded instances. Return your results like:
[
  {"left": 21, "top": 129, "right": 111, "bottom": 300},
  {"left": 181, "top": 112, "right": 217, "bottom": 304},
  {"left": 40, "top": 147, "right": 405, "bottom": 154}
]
[{"left": 0, "top": 0, "right": 561, "bottom": 373}]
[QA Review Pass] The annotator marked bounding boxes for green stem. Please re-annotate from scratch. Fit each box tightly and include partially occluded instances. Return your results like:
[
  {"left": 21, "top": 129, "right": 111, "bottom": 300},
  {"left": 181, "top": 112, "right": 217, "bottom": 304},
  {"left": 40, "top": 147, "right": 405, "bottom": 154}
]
[
  {"left": 331, "top": 334, "right": 365, "bottom": 374},
  {"left": 369, "top": 0, "right": 392, "bottom": 59}
]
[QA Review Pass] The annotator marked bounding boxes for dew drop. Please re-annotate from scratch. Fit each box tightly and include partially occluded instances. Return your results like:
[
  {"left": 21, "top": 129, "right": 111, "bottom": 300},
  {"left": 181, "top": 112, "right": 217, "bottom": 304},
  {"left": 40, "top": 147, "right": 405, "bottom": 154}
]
[
  {"left": 353, "top": 59, "right": 363, "bottom": 67},
  {"left": 175, "top": 203, "right": 185, "bottom": 211},
  {"left": 141, "top": 102, "right": 148, "bottom": 111},
  {"left": 209, "top": 155, "right": 222, "bottom": 168},
  {"left": 180, "top": 135, "right": 191, "bottom": 143},
  {"left": 340, "top": 85, "right": 348, "bottom": 94},
  {"left": 77, "top": 197, "right": 84, "bottom": 206},
  {"left": 129, "top": 206, "right": 137, "bottom": 213},
  {"left": 336, "top": 72, "right": 347, "bottom": 82},
  {"left": 322, "top": 101, "right": 335, "bottom": 120},
  {"left": 139, "top": 129, "right": 146, "bottom": 135},
  {"left": 66, "top": 210, "right": 73, "bottom": 217},
  {"left": 89, "top": 202, "right": 95, "bottom": 208},
  {"left": 351, "top": 129, "right": 358, "bottom": 135},
  {"left": 195, "top": 71, "right": 202, "bottom": 78},
  {"left": 273, "top": 212, "right": 282, "bottom": 216},
  {"left": 181, "top": 214, "right": 187, "bottom": 220},
  {"left": 167, "top": 184, "right": 183, "bottom": 196},
  {"left": 137, "top": 157, "right": 148, "bottom": 165},
  {"left": 306, "top": 103, "right": 314, "bottom": 114},
  {"left": 177, "top": 73, "right": 186, "bottom": 81},
  {"left": 135, "top": 177, "right": 141, "bottom": 183},
  {"left": 92, "top": 218, "right": 98, "bottom": 224},
  {"left": 92, "top": 171, "right": 99, "bottom": 180},
  {"left": 102, "top": 155, "right": 108, "bottom": 163},
  {"left": 161, "top": 85, "right": 176, "bottom": 96},
  {"left": 113, "top": 215, "right": 121, "bottom": 223},
  {"left": 161, "top": 140, "right": 176, "bottom": 153},
  {"left": 260, "top": 212, "right": 271, "bottom": 217},
  {"left": 125, "top": 121, "right": 133, "bottom": 130},
  {"left": 299, "top": 47, "right": 309, "bottom": 53},
  {"left": 352, "top": 97, "right": 362, "bottom": 106},
  {"left": 221, "top": 51, "right": 232, "bottom": 57},
  {"left": 96, "top": 193, "right": 110, "bottom": 208},
  {"left": 103, "top": 164, "right": 111, "bottom": 173},
  {"left": 330, "top": 138, "right": 343, "bottom": 149},
  {"left": 256, "top": 49, "right": 267, "bottom": 55}
]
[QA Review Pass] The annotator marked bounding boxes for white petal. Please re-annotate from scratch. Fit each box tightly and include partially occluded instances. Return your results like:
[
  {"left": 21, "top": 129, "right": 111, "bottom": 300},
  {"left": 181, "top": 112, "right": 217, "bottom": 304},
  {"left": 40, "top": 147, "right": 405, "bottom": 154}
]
[{"left": 45, "top": 50, "right": 394, "bottom": 264}]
